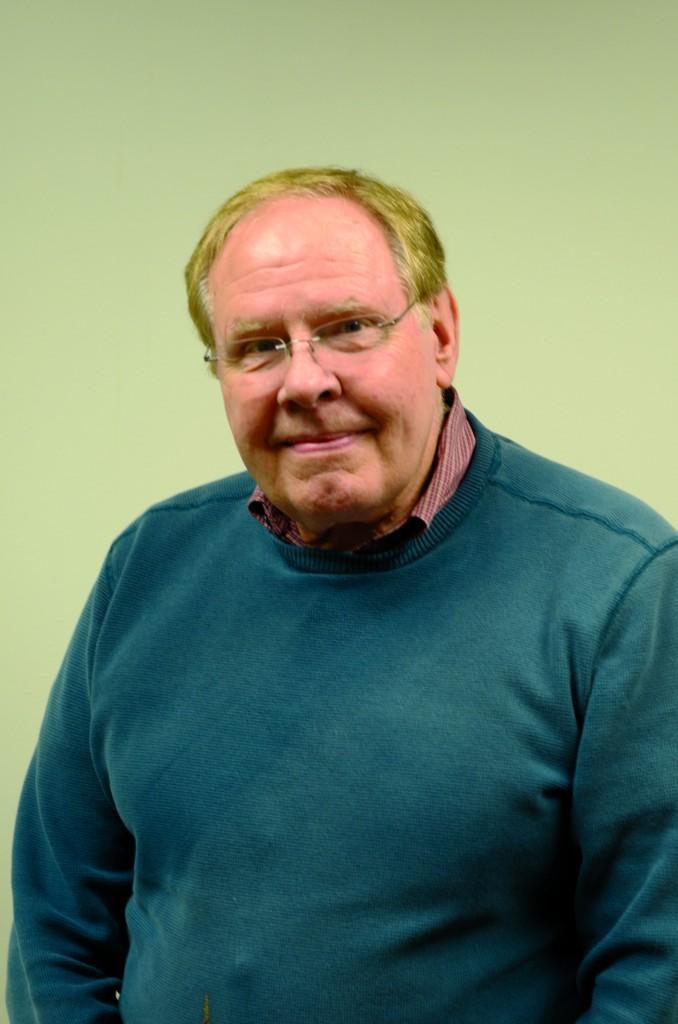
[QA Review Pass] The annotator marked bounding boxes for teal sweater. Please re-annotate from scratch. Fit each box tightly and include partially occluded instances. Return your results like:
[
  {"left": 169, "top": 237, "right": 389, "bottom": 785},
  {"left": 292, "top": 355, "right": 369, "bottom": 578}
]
[{"left": 8, "top": 415, "right": 678, "bottom": 1023}]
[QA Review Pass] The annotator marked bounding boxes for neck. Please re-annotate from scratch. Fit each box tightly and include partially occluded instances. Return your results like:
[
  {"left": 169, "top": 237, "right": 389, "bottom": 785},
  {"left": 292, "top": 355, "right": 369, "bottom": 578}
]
[{"left": 295, "top": 516, "right": 410, "bottom": 552}]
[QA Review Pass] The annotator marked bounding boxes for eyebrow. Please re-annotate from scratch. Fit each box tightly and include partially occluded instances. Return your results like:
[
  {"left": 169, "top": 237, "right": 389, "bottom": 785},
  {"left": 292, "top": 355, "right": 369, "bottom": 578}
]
[{"left": 226, "top": 299, "right": 372, "bottom": 337}]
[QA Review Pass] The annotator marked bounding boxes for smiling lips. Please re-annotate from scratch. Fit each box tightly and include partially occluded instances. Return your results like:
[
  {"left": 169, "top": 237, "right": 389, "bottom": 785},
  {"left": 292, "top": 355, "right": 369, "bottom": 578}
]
[{"left": 281, "top": 431, "right": 364, "bottom": 453}]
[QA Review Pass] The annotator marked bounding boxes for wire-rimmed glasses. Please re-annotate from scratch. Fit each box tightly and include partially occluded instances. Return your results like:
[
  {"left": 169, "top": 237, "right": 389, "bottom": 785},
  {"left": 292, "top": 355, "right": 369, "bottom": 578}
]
[{"left": 203, "top": 302, "right": 416, "bottom": 373}]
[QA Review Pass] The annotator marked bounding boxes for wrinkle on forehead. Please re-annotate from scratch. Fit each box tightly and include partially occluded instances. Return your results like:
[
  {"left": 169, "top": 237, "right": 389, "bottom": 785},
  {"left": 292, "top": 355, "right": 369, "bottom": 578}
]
[
  {"left": 227, "top": 298, "right": 371, "bottom": 336},
  {"left": 213, "top": 237, "right": 377, "bottom": 291}
]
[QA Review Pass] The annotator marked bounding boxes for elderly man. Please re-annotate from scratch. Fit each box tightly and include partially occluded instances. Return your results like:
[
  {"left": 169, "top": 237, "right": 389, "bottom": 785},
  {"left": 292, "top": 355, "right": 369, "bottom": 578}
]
[{"left": 8, "top": 167, "right": 678, "bottom": 1023}]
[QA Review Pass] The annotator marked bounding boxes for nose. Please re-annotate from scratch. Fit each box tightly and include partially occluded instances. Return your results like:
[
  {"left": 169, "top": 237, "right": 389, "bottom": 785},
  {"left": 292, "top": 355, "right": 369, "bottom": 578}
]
[{"left": 276, "top": 340, "right": 342, "bottom": 409}]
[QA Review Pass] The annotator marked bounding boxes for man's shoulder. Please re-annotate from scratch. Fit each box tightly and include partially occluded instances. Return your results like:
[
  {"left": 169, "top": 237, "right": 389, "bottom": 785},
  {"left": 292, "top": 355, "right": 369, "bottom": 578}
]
[
  {"left": 141, "top": 471, "right": 255, "bottom": 517},
  {"left": 107, "top": 471, "right": 256, "bottom": 570},
  {"left": 483, "top": 424, "right": 676, "bottom": 554}
]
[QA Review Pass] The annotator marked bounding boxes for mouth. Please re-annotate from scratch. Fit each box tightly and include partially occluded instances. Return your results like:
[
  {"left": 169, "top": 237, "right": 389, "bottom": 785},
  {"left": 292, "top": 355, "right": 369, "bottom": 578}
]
[{"left": 281, "top": 432, "right": 363, "bottom": 453}]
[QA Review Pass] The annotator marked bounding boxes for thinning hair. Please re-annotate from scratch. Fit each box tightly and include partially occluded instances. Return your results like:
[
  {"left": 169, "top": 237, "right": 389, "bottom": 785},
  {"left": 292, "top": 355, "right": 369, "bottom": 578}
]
[{"left": 184, "top": 166, "right": 448, "bottom": 366}]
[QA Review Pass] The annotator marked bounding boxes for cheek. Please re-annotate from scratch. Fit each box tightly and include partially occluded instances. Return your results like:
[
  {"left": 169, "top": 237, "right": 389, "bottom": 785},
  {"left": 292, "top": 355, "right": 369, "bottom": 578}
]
[
  {"left": 375, "top": 341, "right": 437, "bottom": 395},
  {"left": 364, "top": 362, "right": 437, "bottom": 432},
  {"left": 220, "top": 388, "right": 242, "bottom": 442},
  {"left": 220, "top": 383, "right": 270, "bottom": 450}
]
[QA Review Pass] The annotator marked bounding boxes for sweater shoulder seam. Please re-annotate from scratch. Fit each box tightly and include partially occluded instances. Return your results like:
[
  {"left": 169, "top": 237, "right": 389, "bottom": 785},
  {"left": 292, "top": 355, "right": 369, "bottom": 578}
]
[
  {"left": 106, "top": 488, "right": 249, "bottom": 569},
  {"left": 488, "top": 477, "right": 664, "bottom": 555},
  {"left": 586, "top": 538, "right": 678, "bottom": 708}
]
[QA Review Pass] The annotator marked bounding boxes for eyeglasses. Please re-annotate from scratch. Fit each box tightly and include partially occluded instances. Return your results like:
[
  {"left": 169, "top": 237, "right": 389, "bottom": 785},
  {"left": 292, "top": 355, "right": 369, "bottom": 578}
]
[{"left": 204, "top": 302, "right": 416, "bottom": 372}]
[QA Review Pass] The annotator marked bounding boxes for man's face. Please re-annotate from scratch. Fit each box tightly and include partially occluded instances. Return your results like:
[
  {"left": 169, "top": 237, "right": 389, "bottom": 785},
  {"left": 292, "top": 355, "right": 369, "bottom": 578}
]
[{"left": 208, "top": 194, "right": 458, "bottom": 546}]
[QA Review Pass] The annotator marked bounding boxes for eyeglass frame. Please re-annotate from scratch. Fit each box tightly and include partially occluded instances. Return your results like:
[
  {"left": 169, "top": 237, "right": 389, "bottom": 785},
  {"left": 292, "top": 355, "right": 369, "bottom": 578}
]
[{"left": 203, "top": 301, "right": 418, "bottom": 367}]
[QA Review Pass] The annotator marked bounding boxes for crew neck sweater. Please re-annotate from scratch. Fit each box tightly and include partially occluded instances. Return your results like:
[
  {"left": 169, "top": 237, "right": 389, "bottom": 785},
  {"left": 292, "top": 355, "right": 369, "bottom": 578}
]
[{"left": 8, "top": 413, "right": 678, "bottom": 1024}]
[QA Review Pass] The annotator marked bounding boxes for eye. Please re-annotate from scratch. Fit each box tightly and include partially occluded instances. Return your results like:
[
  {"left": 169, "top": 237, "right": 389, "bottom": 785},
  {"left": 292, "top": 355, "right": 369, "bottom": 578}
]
[
  {"left": 226, "top": 337, "right": 283, "bottom": 364},
  {"left": 315, "top": 315, "right": 384, "bottom": 352},
  {"left": 339, "top": 317, "right": 370, "bottom": 334},
  {"left": 334, "top": 316, "right": 380, "bottom": 335},
  {"left": 247, "top": 338, "right": 281, "bottom": 354},
  {"left": 315, "top": 315, "right": 381, "bottom": 340}
]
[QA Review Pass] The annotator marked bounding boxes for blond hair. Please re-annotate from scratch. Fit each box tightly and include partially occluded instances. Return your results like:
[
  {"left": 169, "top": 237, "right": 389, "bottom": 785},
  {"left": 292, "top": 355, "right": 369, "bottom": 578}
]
[{"left": 185, "top": 166, "right": 447, "bottom": 364}]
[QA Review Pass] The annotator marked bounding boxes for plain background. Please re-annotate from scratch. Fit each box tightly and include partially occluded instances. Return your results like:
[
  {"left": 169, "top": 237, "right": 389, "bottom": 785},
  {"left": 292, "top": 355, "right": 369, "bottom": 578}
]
[{"left": 2, "top": 0, "right": 676, "bottom": 1016}]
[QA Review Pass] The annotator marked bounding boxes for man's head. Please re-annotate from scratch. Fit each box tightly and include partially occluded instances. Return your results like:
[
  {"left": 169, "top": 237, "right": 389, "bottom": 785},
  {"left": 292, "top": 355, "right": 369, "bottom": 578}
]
[
  {"left": 186, "top": 167, "right": 448, "bottom": 364},
  {"left": 185, "top": 168, "right": 459, "bottom": 549}
]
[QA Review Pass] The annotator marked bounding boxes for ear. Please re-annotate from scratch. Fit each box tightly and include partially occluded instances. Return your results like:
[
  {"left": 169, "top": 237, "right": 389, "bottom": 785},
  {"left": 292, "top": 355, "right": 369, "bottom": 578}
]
[{"left": 429, "top": 286, "right": 459, "bottom": 389}]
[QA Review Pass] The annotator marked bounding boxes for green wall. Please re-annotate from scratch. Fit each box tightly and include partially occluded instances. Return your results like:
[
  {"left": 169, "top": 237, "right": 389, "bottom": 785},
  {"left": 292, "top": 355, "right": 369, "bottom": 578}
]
[{"left": 2, "top": 1, "right": 676, "bottom": 1015}]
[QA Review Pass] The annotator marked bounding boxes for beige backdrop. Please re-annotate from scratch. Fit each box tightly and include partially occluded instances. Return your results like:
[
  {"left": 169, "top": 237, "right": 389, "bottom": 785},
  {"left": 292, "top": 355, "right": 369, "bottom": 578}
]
[{"left": 2, "top": 0, "right": 676, "bottom": 1016}]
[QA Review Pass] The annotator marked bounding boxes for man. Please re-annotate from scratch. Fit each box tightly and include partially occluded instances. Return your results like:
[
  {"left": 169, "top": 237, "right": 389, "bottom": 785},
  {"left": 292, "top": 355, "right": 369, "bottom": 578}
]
[{"left": 8, "top": 167, "right": 678, "bottom": 1023}]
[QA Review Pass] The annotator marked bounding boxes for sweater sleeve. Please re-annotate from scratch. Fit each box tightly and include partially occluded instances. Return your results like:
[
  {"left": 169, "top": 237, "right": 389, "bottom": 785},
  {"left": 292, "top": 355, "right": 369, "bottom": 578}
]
[
  {"left": 7, "top": 561, "right": 133, "bottom": 1024},
  {"left": 572, "top": 541, "right": 678, "bottom": 1023}
]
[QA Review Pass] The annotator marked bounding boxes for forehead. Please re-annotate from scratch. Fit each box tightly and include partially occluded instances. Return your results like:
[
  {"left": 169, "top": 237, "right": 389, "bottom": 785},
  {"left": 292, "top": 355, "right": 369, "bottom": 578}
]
[{"left": 207, "top": 195, "right": 406, "bottom": 329}]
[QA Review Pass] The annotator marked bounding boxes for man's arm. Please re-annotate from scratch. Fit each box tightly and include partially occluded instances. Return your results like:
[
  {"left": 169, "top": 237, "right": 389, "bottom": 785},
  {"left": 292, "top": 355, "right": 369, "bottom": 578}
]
[
  {"left": 573, "top": 540, "right": 678, "bottom": 1022},
  {"left": 7, "top": 565, "right": 134, "bottom": 1024}
]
